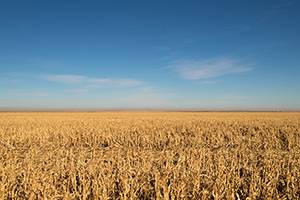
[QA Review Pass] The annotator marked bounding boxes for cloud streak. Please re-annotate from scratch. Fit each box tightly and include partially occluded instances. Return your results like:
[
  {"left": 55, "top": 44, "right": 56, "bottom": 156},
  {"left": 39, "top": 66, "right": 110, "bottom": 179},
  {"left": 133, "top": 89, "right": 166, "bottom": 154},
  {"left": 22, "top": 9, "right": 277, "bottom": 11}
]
[
  {"left": 170, "top": 58, "right": 252, "bottom": 80},
  {"left": 41, "top": 75, "right": 143, "bottom": 88},
  {"left": 12, "top": 92, "right": 50, "bottom": 96},
  {"left": 221, "top": 94, "right": 251, "bottom": 100}
]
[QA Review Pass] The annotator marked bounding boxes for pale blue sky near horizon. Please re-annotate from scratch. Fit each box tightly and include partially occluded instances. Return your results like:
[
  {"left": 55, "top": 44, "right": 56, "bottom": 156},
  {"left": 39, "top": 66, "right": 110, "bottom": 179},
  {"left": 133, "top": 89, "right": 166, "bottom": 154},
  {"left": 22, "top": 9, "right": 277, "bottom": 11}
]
[{"left": 1, "top": 0, "right": 300, "bottom": 110}]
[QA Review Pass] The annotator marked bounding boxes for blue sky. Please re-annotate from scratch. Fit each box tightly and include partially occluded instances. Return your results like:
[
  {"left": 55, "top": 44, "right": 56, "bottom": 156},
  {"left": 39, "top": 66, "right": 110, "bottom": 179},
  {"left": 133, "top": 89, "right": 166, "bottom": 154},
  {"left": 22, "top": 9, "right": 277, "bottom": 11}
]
[{"left": 1, "top": 0, "right": 300, "bottom": 110}]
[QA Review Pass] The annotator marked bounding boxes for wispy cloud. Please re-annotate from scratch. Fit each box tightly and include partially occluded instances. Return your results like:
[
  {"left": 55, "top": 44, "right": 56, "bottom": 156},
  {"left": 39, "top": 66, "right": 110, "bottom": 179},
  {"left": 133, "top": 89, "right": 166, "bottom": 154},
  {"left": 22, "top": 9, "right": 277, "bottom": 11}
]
[
  {"left": 169, "top": 58, "right": 253, "bottom": 80},
  {"left": 65, "top": 89, "right": 88, "bottom": 93},
  {"left": 3, "top": 72, "right": 28, "bottom": 77},
  {"left": 199, "top": 80, "right": 216, "bottom": 85},
  {"left": 28, "top": 59, "right": 73, "bottom": 70},
  {"left": 221, "top": 94, "right": 251, "bottom": 100},
  {"left": 271, "top": 2, "right": 294, "bottom": 9},
  {"left": 270, "top": 2, "right": 294, "bottom": 13},
  {"left": 12, "top": 91, "right": 50, "bottom": 96},
  {"left": 41, "top": 75, "right": 143, "bottom": 88},
  {"left": 35, "top": 93, "right": 50, "bottom": 96},
  {"left": 42, "top": 75, "right": 86, "bottom": 84},
  {"left": 154, "top": 27, "right": 250, "bottom": 53},
  {"left": 222, "top": 27, "right": 251, "bottom": 37}
]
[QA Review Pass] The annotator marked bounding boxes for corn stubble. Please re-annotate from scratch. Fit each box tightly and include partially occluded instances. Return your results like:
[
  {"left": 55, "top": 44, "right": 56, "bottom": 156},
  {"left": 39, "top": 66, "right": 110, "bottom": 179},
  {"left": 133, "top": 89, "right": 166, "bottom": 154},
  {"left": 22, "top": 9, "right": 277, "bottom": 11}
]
[{"left": 0, "top": 111, "right": 299, "bottom": 199}]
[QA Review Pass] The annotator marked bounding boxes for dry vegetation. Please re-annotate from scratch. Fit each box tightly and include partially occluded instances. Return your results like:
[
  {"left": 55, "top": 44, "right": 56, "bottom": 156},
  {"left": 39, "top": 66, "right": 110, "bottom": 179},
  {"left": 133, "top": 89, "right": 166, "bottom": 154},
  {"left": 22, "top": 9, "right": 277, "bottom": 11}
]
[{"left": 0, "top": 111, "right": 300, "bottom": 199}]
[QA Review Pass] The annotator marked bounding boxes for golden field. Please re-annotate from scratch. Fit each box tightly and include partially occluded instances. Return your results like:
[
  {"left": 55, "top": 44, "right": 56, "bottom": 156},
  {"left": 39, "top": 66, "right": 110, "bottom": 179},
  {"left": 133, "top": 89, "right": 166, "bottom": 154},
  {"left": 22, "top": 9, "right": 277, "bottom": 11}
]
[{"left": 0, "top": 111, "right": 299, "bottom": 199}]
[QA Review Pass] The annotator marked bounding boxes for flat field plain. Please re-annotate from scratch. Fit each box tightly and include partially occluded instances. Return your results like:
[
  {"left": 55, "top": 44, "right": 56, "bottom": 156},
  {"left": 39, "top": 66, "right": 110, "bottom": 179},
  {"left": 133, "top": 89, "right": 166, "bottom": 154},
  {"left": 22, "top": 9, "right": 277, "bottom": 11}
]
[{"left": 0, "top": 111, "right": 299, "bottom": 199}]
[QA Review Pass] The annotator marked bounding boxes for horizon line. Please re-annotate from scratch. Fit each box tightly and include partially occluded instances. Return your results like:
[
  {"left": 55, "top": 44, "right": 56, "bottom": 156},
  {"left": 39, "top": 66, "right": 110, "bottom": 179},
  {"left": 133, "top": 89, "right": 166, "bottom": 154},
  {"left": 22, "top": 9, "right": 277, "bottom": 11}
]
[{"left": 1, "top": 110, "right": 299, "bottom": 112}]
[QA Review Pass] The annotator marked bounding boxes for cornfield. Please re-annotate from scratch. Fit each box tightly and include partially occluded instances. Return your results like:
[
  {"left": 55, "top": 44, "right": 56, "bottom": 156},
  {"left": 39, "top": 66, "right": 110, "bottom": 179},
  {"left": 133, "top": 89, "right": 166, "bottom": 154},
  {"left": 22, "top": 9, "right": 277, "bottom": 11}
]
[{"left": 0, "top": 111, "right": 299, "bottom": 199}]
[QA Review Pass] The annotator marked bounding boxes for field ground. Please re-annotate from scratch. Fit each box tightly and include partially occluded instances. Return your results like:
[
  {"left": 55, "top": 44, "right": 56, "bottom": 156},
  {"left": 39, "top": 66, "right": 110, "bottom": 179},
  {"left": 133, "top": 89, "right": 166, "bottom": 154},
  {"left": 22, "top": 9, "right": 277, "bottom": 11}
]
[{"left": 0, "top": 111, "right": 300, "bottom": 199}]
